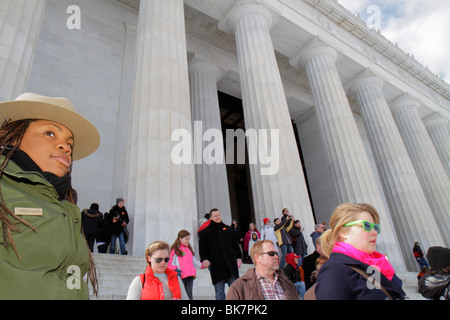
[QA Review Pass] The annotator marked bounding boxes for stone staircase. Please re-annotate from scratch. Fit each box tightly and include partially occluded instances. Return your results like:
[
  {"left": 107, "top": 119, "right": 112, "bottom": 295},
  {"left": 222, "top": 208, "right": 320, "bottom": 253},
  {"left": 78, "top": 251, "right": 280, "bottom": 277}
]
[
  {"left": 88, "top": 253, "right": 427, "bottom": 300},
  {"left": 397, "top": 271, "right": 428, "bottom": 300}
]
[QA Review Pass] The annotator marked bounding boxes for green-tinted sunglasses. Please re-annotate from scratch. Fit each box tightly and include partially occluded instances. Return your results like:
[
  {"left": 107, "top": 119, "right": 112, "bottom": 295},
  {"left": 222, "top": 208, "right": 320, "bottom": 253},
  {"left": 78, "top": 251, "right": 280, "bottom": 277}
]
[{"left": 344, "top": 220, "right": 381, "bottom": 234}]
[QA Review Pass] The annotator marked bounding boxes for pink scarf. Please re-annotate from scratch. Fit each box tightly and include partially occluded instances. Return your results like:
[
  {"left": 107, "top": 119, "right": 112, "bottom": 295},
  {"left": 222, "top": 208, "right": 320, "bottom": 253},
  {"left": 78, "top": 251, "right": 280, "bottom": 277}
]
[{"left": 332, "top": 242, "right": 395, "bottom": 280}]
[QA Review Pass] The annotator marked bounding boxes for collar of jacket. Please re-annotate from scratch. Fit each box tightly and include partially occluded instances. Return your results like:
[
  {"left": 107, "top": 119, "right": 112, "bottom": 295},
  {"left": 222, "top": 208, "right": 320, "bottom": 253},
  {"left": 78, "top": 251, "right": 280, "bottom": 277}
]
[
  {"left": 242, "top": 267, "right": 286, "bottom": 281},
  {"left": 0, "top": 155, "right": 60, "bottom": 198}
]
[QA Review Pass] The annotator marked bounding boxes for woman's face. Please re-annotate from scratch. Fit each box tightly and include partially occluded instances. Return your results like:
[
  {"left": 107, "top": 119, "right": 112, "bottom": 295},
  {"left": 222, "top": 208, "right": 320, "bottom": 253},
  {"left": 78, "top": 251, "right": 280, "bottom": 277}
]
[
  {"left": 19, "top": 120, "right": 73, "bottom": 177},
  {"left": 341, "top": 211, "right": 378, "bottom": 254},
  {"left": 148, "top": 249, "right": 170, "bottom": 274}
]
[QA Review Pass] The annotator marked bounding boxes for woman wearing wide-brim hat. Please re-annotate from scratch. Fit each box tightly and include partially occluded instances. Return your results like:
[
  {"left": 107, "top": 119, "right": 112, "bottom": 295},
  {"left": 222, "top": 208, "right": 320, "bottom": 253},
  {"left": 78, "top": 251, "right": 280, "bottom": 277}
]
[{"left": 0, "top": 93, "right": 100, "bottom": 299}]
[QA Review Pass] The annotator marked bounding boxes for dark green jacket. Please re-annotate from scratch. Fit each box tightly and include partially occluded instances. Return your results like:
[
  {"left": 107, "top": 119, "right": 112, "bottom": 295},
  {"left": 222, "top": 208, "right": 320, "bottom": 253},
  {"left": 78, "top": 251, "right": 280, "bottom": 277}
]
[{"left": 0, "top": 157, "right": 90, "bottom": 299}]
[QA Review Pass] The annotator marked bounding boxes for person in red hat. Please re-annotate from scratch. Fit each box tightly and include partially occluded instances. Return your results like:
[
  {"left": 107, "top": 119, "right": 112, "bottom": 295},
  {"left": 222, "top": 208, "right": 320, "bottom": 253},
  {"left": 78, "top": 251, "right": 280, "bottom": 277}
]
[
  {"left": 260, "top": 217, "right": 278, "bottom": 247},
  {"left": 284, "top": 252, "right": 306, "bottom": 299}
]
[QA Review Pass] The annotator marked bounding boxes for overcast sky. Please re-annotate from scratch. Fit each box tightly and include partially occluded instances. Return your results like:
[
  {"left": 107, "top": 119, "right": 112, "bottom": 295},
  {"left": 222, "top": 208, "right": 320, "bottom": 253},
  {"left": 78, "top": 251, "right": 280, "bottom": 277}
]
[{"left": 337, "top": 0, "right": 450, "bottom": 84}]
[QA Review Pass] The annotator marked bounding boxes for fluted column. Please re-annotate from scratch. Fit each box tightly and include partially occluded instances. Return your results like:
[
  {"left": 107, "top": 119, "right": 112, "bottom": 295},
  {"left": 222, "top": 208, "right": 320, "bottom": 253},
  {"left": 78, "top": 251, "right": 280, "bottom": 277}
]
[
  {"left": 391, "top": 95, "right": 450, "bottom": 246},
  {"left": 290, "top": 39, "right": 406, "bottom": 271},
  {"left": 423, "top": 113, "right": 450, "bottom": 178},
  {"left": 189, "top": 58, "right": 232, "bottom": 225},
  {"left": 221, "top": 1, "right": 315, "bottom": 249},
  {"left": 349, "top": 73, "right": 444, "bottom": 270},
  {"left": 0, "top": 0, "right": 46, "bottom": 100},
  {"left": 126, "top": 0, "right": 197, "bottom": 255}
]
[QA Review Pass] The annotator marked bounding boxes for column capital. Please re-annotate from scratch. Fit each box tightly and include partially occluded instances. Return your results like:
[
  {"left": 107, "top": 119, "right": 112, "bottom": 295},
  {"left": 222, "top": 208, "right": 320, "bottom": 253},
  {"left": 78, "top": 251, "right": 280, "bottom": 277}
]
[
  {"left": 188, "top": 55, "right": 229, "bottom": 82},
  {"left": 389, "top": 93, "right": 420, "bottom": 114},
  {"left": 218, "top": 0, "right": 281, "bottom": 35},
  {"left": 289, "top": 36, "right": 338, "bottom": 70},
  {"left": 347, "top": 69, "right": 384, "bottom": 97},
  {"left": 423, "top": 112, "right": 449, "bottom": 128}
]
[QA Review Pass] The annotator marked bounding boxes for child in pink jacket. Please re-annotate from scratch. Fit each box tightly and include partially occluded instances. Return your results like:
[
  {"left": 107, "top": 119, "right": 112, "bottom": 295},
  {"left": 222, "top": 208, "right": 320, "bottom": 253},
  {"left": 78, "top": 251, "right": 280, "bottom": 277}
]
[{"left": 169, "top": 230, "right": 204, "bottom": 300}]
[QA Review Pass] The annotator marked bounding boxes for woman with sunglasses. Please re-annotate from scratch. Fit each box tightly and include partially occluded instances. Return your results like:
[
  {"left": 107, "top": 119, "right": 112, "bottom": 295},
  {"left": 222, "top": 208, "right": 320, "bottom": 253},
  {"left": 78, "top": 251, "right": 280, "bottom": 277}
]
[
  {"left": 315, "top": 203, "right": 405, "bottom": 300},
  {"left": 126, "top": 241, "right": 188, "bottom": 300}
]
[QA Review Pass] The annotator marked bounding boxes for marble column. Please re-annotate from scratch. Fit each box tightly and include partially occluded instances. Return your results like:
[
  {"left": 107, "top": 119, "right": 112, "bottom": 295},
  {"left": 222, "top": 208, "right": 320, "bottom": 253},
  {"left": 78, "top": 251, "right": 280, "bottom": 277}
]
[
  {"left": 391, "top": 95, "right": 450, "bottom": 246},
  {"left": 126, "top": 0, "right": 197, "bottom": 255},
  {"left": 0, "top": 0, "right": 46, "bottom": 101},
  {"left": 349, "top": 73, "right": 444, "bottom": 270},
  {"left": 220, "top": 1, "right": 316, "bottom": 249},
  {"left": 423, "top": 113, "right": 450, "bottom": 178},
  {"left": 290, "top": 39, "right": 406, "bottom": 271},
  {"left": 189, "top": 57, "right": 232, "bottom": 225}
]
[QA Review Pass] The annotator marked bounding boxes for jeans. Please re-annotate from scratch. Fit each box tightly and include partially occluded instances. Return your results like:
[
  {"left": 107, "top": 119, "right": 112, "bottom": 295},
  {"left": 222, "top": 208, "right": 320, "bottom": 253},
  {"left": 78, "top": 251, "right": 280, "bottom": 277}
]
[
  {"left": 213, "top": 275, "right": 237, "bottom": 300},
  {"left": 416, "top": 257, "right": 430, "bottom": 270},
  {"left": 294, "top": 281, "right": 306, "bottom": 299},
  {"left": 279, "top": 244, "right": 293, "bottom": 268},
  {"left": 110, "top": 232, "right": 126, "bottom": 254}
]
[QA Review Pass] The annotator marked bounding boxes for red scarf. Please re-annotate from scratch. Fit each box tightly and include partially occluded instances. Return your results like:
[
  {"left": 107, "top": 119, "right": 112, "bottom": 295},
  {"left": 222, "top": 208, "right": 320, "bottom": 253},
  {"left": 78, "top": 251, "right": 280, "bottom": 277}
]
[{"left": 332, "top": 242, "right": 395, "bottom": 280}]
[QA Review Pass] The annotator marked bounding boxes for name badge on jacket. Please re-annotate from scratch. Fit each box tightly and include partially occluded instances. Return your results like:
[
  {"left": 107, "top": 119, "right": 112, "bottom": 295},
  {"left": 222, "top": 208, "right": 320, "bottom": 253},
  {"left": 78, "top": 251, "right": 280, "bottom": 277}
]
[{"left": 15, "top": 207, "right": 43, "bottom": 216}]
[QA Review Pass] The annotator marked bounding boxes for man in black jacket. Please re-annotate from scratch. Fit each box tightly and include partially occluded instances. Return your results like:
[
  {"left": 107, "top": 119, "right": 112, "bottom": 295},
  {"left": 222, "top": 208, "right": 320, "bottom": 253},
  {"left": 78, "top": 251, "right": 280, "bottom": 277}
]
[{"left": 199, "top": 208, "right": 242, "bottom": 300}]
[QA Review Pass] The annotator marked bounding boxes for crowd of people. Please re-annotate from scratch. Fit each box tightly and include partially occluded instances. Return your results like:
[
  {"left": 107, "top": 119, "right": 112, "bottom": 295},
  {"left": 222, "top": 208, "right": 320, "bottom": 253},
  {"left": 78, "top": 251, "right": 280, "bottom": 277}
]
[
  {"left": 81, "top": 198, "right": 130, "bottom": 255},
  {"left": 0, "top": 93, "right": 448, "bottom": 301},
  {"left": 120, "top": 205, "right": 447, "bottom": 301},
  {"left": 124, "top": 204, "right": 450, "bottom": 301}
]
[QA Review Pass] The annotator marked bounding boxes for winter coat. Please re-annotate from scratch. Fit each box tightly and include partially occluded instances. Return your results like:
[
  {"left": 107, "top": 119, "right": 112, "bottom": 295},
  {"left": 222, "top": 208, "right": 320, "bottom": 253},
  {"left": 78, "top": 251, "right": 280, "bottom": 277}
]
[
  {"left": 168, "top": 244, "right": 203, "bottom": 279},
  {"left": 97, "top": 211, "right": 111, "bottom": 244},
  {"left": 315, "top": 252, "right": 405, "bottom": 300},
  {"left": 303, "top": 250, "right": 321, "bottom": 290},
  {"left": 0, "top": 157, "right": 90, "bottom": 299},
  {"left": 310, "top": 231, "right": 322, "bottom": 248},
  {"left": 418, "top": 271, "right": 450, "bottom": 300},
  {"left": 284, "top": 264, "right": 303, "bottom": 284},
  {"left": 260, "top": 225, "right": 278, "bottom": 245},
  {"left": 81, "top": 208, "right": 103, "bottom": 236},
  {"left": 226, "top": 267, "right": 300, "bottom": 300},
  {"left": 289, "top": 226, "right": 308, "bottom": 257},
  {"left": 199, "top": 220, "right": 242, "bottom": 284},
  {"left": 274, "top": 217, "right": 293, "bottom": 246},
  {"left": 108, "top": 204, "right": 129, "bottom": 236},
  {"left": 244, "top": 229, "right": 260, "bottom": 252},
  {"left": 413, "top": 244, "right": 424, "bottom": 258},
  {"left": 249, "top": 231, "right": 260, "bottom": 251}
]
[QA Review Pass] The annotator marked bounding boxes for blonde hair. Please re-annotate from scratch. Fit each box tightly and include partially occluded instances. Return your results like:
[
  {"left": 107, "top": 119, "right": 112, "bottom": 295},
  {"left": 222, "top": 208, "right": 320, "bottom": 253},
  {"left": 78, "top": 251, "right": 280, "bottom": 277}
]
[
  {"left": 320, "top": 203, "right": 380, "bottom": 258},
  {"left": 145, "top": 241, "right": 170, "bottom": 265}
]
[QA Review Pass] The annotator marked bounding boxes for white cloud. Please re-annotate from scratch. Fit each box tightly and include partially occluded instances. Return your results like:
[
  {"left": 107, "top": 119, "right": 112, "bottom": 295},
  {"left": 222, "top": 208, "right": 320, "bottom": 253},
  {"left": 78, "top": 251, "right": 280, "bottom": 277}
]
[{"left": 338, "top": 0, "right": 450, "bottom": 84}]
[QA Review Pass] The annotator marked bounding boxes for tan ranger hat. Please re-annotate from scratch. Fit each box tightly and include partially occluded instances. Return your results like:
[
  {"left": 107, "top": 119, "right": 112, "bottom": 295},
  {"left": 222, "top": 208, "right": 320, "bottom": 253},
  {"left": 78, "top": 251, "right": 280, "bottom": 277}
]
[{"left": 0, "top": 93, "right": 100, "bottom": 160}]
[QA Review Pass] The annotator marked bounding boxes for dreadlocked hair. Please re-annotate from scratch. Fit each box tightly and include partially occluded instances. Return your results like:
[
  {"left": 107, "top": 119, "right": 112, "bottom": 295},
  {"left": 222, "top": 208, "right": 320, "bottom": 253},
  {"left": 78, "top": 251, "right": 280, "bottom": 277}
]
[
  {"left": 0, "top": 119, "right": 99, "bottom": 296},
  {"left": 0, "top": 119, "right": 36, "bottom": 260}
]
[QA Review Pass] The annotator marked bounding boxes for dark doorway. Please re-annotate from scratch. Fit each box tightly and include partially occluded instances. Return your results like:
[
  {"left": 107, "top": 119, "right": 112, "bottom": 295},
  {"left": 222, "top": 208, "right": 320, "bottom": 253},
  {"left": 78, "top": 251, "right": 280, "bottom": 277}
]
[
  {"left": 218, "top": 91, "right": 255, "bottom": 233},
  {"left": 291, "top": 120, "right": 317, "bottom": 223}
]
